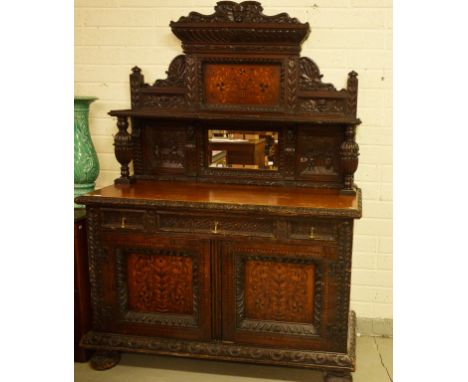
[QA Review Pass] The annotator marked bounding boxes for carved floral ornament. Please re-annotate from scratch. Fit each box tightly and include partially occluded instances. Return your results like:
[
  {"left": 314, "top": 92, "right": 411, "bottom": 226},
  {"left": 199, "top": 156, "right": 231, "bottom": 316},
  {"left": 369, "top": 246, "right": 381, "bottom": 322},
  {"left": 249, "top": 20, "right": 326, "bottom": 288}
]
[{"left": 175, "top": 1, "right": 301, "bottom": 24}]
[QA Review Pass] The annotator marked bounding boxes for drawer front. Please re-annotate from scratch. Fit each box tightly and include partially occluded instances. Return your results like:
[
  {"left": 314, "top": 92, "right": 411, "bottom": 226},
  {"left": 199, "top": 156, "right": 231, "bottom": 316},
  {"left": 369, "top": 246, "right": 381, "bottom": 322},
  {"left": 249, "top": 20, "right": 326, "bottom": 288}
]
[
  {"left": 288, "top": 220, "right": 338, "bottom": 242},
  {"left": 100, "top": 208, "right": 147, "bottom": 231},
  {"left": 158, "top": 212, "right": 275, "bottom": 238}
]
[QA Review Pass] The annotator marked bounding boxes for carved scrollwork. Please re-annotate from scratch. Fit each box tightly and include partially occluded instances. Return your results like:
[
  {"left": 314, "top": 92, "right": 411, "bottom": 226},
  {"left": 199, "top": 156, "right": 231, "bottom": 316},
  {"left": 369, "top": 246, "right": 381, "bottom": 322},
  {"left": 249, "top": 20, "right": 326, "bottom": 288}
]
[
  {"left": 154, "top": 55, "right": 187, "bottom": 88},
  {"left": 175, "top": 1, "right": 301, "bottom": 24},
  {"left": 299, "top": 58, "right": 336, "bottom": 91},
  {"left": 299, "top": 99, "right": 346, "bottom": 114}
]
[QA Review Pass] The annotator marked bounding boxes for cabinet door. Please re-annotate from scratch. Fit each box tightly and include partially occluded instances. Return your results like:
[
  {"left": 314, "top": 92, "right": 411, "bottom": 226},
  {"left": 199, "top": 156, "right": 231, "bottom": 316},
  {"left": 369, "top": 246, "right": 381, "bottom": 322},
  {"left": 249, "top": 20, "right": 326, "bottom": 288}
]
[
  {"left": 221, "top": 240, "right": 343, "bottom": 352},
  {"left": 100, "top": 232, "right": 211, "bottom": 341}
]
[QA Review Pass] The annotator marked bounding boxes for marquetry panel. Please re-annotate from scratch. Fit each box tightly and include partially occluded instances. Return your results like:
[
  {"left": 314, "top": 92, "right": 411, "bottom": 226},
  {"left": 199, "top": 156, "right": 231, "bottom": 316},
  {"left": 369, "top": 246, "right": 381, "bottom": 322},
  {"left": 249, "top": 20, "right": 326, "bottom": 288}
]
[
  {"left": 244, "top": 259, "right": 314, "bottom": 323},
  {"left": 127, "top": 252, "right": 193, "bottom": 315},
  {"left": 204, "top": 64, "right": 281, "bottom": 106}
]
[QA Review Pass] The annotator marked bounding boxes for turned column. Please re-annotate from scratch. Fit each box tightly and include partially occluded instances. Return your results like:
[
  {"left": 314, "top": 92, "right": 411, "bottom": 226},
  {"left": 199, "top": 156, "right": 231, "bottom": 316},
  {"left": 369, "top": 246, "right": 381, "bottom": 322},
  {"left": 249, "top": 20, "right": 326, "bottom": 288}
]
[
  {"left": 114, "top": 116, "right": 135, "bottom": 184},
  {"left": 340, "top": 125, "right": 359, "bottom": 195}
]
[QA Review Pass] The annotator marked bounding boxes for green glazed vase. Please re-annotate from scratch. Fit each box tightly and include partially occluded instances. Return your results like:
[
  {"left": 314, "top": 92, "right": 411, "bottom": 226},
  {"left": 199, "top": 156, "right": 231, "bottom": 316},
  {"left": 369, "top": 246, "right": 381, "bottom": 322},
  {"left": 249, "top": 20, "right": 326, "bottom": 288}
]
[{"left": 74, "top": 96, "right": 99, "bottom": 208}]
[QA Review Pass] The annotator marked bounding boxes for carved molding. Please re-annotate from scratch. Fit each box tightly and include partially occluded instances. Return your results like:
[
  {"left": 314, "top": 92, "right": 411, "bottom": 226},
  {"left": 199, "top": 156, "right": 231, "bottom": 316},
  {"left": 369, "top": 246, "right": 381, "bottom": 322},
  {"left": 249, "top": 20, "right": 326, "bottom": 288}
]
[
  {"left": 82, "top": 311, "right": 356, "bottom": 371},
  {"left": 330, "top": 221, "right": 353, "bottom": 347},
  {"left": 87, "top": 208, "right": 112, "bottom": 330}
]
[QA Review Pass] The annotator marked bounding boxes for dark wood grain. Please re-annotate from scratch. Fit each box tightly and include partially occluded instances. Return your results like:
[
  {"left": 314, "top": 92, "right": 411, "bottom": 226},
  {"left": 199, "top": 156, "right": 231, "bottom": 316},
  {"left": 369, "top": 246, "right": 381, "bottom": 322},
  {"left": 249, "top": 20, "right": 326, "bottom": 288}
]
[{"left": 76, "top": 180, "right": 360, "bottom": 216}]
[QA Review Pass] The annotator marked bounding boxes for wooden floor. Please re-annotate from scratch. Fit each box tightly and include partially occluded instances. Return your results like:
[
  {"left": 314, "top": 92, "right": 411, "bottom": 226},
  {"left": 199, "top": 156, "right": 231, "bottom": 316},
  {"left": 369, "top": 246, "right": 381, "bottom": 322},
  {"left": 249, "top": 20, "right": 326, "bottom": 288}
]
[{"left": 75, "top": 336, "right": 393, "bottom": 382}]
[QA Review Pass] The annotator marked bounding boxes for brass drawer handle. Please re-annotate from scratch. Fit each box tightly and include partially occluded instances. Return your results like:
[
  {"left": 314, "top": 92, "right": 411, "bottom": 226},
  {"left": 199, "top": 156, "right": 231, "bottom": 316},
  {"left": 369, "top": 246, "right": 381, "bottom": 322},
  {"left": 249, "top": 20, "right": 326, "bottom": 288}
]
[
  {"left": 212, "top": 221, "right": 219, "bottom": 234},
  {"left": 121, "top": 217, "right": 126, "bottom": 229},
  {"left": 309, "top": 227, "right": 315, "bottom": 239}
]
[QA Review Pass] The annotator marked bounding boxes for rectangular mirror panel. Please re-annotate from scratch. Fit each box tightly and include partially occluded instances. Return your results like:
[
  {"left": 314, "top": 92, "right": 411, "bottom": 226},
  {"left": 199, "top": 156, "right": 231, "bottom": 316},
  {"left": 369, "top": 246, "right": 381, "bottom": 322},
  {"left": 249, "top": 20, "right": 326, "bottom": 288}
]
[{"left": 208, "top": 130, "right": 278, "bottom": 171}]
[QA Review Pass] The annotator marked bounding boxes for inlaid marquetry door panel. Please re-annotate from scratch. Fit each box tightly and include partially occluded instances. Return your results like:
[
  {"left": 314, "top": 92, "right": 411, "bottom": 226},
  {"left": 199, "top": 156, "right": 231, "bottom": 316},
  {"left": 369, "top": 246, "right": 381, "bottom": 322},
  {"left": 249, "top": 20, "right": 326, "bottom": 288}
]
[
  {"left": 100, "top": 232, "right": 211, "bottom": 341},
  {"left": 221, "top": 240, "right": 341, "bottom": 352}
]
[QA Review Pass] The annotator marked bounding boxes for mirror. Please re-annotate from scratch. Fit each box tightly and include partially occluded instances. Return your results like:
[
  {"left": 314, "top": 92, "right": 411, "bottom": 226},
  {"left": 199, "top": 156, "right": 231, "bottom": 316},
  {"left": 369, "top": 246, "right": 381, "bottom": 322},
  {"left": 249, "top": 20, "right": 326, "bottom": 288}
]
[{"left": 208, "top": 130, "right": 278, "bottom": 170}]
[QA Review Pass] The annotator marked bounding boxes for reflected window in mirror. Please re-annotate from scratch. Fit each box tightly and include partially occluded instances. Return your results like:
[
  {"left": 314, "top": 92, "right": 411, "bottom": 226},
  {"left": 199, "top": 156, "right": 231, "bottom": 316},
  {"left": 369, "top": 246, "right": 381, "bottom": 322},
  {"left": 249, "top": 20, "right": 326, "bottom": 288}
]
[{"left": 208, "top": 130, "right": 278, "bottom": 171}]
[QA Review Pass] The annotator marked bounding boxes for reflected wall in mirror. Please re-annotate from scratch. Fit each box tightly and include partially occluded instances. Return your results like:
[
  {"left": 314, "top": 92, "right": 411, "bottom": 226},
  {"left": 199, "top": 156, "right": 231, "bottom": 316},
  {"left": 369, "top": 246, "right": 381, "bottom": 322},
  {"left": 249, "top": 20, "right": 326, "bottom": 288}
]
[{"left": 208, "top": 130, "right": 278, "bottom": 170}]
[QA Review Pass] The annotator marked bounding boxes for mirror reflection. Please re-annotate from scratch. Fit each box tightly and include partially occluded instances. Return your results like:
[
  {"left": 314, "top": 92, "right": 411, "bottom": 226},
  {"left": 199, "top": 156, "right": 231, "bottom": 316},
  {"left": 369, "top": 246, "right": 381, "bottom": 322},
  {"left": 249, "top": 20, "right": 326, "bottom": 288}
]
[{"left": 208, "top": 130, "right": 278, "bottom": 170}]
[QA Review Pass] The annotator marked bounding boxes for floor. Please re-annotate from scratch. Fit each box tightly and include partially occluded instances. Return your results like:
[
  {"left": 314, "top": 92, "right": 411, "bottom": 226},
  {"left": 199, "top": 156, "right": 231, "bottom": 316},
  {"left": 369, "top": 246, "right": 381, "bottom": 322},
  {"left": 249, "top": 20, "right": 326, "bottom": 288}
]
[{"left": 75, "top": 336, "right": 392, "bottom": 382}]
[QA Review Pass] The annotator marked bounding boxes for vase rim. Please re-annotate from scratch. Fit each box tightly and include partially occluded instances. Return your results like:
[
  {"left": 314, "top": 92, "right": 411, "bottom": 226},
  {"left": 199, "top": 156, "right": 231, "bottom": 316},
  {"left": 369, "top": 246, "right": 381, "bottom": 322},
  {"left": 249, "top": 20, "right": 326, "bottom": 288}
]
[{"left": 74, "top": 96, "right": 98, "bottom": 102}]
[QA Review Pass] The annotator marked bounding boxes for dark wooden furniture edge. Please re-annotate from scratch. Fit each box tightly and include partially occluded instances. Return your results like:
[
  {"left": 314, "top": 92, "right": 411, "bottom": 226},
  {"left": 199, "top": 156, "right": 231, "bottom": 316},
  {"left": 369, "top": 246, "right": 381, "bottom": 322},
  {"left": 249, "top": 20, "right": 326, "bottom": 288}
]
[
  {"left": 75, "top": 188, "right": 361, "bottom": 219},
  {"left": 74, "top": 210, "right": 92, "bottom": 362},
  {"left": 81, "top": 311, "right": 356, "bottom": 372},
  {"left": 108, "top": 109, "right": 361, "bottom": 126}
]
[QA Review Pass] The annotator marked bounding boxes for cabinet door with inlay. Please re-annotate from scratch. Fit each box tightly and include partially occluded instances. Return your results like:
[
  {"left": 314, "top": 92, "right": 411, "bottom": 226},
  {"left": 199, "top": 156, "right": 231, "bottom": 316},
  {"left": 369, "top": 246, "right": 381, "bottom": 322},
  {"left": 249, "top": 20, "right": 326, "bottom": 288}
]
[
  {"left": 221, "top": 240, "right": 343, "bottom": 352},
  {"left": 100, "top": 232, "right": 211, "bottom": 341}
]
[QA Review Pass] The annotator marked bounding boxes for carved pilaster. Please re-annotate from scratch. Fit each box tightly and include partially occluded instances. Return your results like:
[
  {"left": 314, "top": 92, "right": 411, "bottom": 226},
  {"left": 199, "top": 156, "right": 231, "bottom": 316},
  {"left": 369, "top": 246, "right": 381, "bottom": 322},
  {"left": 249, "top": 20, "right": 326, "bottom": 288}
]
[
  {"left": 186, "top": 56, "right": 197, "bottom": 109},
  {"left": 130, "top": 66, "right": 144, "bottom": 109},
  {"left": 114, "top": 116, "right": 135, "bottom": 184},
  {"left": 339, "top": 126, "right": 359, "bottom": 195},
  {"left": 346, "top": 71, "right": 358, "bottom": 116},
  {"left": 286, "top": 57, "right": 298, "bottom": 112}
]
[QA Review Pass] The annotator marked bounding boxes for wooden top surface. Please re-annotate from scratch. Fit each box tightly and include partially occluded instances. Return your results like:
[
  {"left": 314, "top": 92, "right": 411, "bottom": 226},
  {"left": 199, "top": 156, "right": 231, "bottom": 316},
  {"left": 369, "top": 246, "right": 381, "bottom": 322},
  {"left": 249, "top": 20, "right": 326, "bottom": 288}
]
[{"left": 76, "top": 181, "right": 361, "bottom": 218}]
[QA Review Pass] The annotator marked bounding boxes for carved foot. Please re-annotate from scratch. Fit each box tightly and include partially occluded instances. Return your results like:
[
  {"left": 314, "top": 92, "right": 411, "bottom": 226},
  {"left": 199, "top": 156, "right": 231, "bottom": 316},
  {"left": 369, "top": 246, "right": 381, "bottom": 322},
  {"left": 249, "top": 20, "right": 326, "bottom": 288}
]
[
  {"left": 90, "top": 350, "right": 121, "bottom": 370},
  {"left": 324, "top": 371, "right": 353, "bottom": 382}
]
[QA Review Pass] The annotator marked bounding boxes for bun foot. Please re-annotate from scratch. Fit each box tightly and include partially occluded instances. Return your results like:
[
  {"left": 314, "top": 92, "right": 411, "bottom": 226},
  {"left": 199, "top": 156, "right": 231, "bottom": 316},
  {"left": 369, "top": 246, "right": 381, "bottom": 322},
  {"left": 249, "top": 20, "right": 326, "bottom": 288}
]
[
  {"left": 324, "top": 372, "right": 353, "bottom": 382},
  {"left": 90, "top": 350, "right": 121, "bottom": 370}
]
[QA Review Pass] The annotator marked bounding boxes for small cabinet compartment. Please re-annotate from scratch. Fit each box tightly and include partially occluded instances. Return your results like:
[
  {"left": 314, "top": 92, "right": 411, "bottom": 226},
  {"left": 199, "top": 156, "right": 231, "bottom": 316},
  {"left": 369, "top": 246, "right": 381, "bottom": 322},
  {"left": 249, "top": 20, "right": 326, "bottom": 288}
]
[
  {"left": 221, "top": 240, "right": 341, "bottom": 352},
  {"left": 100, "top": 233, "right": 212, "bottom": 341}
]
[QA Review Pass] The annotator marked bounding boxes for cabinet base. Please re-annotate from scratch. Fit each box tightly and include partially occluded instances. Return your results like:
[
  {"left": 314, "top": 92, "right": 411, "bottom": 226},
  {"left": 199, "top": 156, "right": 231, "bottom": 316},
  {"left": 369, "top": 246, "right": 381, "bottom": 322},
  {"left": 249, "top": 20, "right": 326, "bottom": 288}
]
[
  {"left": 90, "top": 350, "right": 121, "bottom": 370},
  {"left": 82, "top": 311, "right": 355, "bottom": 373}
]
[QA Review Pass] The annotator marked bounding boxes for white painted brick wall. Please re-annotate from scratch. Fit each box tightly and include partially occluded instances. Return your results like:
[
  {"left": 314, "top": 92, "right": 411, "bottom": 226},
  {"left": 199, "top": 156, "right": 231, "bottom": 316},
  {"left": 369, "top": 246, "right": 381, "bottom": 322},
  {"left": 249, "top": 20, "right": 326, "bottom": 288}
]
[{"left": 75, "top": 0, "right": 393, "bottom": 319}]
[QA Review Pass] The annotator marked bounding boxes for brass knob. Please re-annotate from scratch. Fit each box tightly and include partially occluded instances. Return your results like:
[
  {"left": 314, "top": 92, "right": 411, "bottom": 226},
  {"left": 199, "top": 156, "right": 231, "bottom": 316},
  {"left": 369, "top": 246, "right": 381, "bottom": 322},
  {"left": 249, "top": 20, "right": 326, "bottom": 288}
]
[
  {"left": 121, "top": 217, "right": 126, "bottom": 229},
  {"left": 212, "top": 221, "right": 219, "bottom": 234},
  {"left": 309, "top": 227, "right": 315, "bottom": 239}
]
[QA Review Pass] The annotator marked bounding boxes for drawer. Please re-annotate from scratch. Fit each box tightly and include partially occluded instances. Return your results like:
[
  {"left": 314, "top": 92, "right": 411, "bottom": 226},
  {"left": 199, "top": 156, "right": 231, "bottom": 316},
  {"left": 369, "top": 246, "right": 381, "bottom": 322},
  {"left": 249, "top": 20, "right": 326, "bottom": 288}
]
[
  {"left": 158, "top": 212, "right": 275, "bottom": 238},
  {"left": 100, "top": 208, "right": 146, "bottom": 231},
  {"left": 288, "top": 220, "right": 338, "bottom": 242}
]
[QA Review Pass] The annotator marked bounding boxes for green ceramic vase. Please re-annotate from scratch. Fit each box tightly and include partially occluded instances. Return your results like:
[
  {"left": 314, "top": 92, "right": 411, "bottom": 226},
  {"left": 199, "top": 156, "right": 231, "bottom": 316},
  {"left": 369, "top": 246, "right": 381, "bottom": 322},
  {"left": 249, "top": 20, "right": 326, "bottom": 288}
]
[{"left": 74, "top": 96, "right": 99, "bottom": 208}]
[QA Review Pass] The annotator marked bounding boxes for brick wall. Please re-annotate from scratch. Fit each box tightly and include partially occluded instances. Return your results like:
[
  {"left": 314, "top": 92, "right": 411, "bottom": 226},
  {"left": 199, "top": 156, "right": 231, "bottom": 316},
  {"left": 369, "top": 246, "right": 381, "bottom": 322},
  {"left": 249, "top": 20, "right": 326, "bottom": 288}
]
[{"left": 75, "top": 0, "right": 393, "bottom": 319}]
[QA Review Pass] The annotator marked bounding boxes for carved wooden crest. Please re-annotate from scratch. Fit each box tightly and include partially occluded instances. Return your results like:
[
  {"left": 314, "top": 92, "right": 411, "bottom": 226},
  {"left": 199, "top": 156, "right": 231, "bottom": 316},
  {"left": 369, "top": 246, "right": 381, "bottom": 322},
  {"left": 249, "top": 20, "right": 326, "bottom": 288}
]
[{"left": 121, "top": 1, "right": 358, "bottom": 121}]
